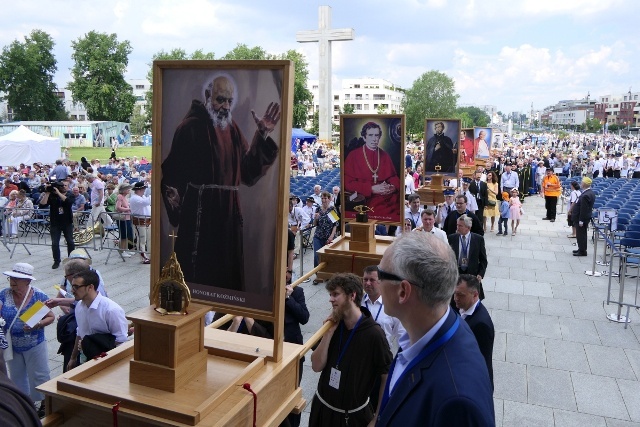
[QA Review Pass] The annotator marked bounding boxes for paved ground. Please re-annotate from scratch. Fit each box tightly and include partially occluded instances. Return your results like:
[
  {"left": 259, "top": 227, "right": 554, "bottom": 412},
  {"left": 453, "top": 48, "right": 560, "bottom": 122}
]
[{"left": 5, "top": 194, "right": 640, "bottom": 426}]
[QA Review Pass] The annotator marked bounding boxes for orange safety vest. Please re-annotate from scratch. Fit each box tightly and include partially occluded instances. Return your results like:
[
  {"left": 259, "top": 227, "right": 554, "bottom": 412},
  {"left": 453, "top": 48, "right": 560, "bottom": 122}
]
[{"left": 542, "top": 175, "right": 561, "bottom": 197}]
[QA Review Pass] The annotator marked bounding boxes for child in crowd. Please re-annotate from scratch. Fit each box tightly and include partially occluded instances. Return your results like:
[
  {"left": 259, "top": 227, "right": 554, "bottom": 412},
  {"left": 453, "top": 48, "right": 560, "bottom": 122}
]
[
  {"left": 509, "top": 188, "right": 522, "bottom": 236},
  {"left": 497, "top": 191, "right": 510, "bottom": 236}
]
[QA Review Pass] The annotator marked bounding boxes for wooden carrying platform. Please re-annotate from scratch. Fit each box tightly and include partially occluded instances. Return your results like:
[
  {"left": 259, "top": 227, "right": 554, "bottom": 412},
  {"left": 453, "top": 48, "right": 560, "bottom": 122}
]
[
  {"left": 316, "top": 221, "right": 393, "bottom": 281},
  {"left": 38, "top": 304, "right": 304, "bottom": 427}
]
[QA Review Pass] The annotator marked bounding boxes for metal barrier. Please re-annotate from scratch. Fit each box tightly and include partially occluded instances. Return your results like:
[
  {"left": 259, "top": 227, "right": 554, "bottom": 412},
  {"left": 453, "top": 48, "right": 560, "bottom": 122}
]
[
  {"left": 0, "top": 207, "right": 98, "bottom": 259},
  {"left": 98, "top": 211, "right": 151, "bottom": 264}
]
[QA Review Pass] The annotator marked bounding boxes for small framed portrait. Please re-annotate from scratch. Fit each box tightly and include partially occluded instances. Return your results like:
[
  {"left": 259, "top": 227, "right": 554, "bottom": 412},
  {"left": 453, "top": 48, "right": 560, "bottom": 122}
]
[
  {"left": 424, "top": 118, "right": 460, "bottom": 177},
  {"left": 492, "top": 131, "right": 504, "bottom": 150},
  {"left": 152, "top": 60, "right": 293, "bottom": 319},
  {"left": 340, "top": 115, "right": 405, "bottom": 225},
  {"left": 474, "top": 127, "right": 492, "bottom": 160}
]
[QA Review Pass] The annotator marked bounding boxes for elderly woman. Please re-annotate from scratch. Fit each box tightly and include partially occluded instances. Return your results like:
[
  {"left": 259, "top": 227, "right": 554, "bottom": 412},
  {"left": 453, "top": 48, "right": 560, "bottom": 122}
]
[
  {"left": 7, "top": 190, "right": 34, "bottom": 239},
  {"left": 0, "top": 262, "right": 54, "bottom": 417},
  {"left": 115, "top": 184, "right": 134, "bottom": 257}
]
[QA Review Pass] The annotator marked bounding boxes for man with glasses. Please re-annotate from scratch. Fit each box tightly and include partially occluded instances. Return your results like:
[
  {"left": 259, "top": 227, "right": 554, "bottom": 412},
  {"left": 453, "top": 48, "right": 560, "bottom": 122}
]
[
  {"left": 67, "top": 270, "right": 128, "bottom": 372},
  {"left": 375, "top": 233, "right": 494, "bottom": 426},
  {"left": 442, "top": 195, "right": 483, "bottom": 236}
]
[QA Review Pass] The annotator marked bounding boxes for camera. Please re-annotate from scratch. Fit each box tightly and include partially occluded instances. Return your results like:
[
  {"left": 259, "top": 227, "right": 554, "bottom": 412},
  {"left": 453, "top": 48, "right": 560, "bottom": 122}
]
[{"left": 45, "top": 181, "right": 65, "bottom": 193}]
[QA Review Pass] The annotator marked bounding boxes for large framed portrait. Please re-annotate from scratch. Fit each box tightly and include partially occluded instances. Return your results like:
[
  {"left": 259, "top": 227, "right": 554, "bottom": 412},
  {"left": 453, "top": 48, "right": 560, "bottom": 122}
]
[
  {"left": 424, "top": 118, "right": 460, "bottom": 178},
  {"left": 474, "top": 127, "right": 492, "bottom": 160},
  {"left": 340, "top": 115, "right": 405, "bottom": 225},
  {"left": 151, "top": 60, "right": 293, "bottom": 320}
]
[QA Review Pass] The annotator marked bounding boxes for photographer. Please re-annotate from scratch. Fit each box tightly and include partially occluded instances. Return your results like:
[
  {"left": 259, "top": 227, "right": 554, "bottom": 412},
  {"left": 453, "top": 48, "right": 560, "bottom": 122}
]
[{"left": 39, "top": 181, "right": 76, "bottom": 269}]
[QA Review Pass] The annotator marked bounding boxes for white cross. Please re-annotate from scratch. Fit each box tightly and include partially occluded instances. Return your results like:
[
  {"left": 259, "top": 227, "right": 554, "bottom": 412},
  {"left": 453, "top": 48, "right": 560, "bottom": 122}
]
[{"left": 297, "top": 6, "right": 354, "bottom": 144}]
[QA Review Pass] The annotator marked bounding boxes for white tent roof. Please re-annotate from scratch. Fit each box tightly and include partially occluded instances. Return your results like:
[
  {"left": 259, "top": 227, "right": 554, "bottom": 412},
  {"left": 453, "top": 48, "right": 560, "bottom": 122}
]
[{"left": 0, "top": 125, "right": 61, "bottom": 166}]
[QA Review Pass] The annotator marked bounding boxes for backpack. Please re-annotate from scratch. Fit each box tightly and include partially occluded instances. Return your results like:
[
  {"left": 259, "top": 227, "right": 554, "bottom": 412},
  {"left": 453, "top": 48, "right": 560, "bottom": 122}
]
[{"left": 56, "top": 312, "right": 77, "bottom": 345}]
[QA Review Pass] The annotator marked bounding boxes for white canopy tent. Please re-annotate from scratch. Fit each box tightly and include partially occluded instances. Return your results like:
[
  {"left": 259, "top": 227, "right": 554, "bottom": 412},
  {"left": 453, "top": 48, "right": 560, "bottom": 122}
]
[{"left": 0, "top": 125, "right": 61, "bottom": 166}]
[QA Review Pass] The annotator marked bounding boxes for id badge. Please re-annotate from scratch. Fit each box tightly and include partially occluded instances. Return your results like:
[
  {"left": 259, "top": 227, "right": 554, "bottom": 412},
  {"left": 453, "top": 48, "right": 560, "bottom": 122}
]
[
  {"left": 59, "top": 207, "right": 64, "bottom": 215},
  {"left": 329, "top": 367, "right": 341, "bottom": 389}
]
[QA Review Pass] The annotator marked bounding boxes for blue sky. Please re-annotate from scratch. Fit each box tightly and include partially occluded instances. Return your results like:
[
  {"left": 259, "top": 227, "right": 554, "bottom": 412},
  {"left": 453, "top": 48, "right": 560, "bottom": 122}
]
[{"left": 1, "top": 0, "right": 637, "bottom": 114}]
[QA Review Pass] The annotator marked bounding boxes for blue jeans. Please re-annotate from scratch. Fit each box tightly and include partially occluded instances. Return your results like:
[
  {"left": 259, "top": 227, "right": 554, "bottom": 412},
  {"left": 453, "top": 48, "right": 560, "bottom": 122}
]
[
  {"left": 313, "top": 235, "right": 328, "bottom": 267},
  {"left": 50, "top": 223, "right": 75, "bottom": 262}
]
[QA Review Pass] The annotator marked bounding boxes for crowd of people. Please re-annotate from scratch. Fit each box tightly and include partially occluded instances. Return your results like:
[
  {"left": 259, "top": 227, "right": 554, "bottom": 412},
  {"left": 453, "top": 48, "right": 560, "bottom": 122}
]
[{"left": 0, "top": 156, "right": 152, "bottom": 268}]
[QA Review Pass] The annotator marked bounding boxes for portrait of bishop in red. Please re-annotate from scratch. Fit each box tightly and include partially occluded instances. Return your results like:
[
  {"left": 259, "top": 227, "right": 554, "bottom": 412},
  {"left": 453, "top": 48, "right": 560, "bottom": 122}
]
[{"left": 344, "top": 121, "right": 401, "bottom": 223}]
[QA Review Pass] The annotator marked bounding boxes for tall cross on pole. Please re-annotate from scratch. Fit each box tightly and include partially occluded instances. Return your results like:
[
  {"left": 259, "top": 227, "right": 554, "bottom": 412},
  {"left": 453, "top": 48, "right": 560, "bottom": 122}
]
[{"left": 297, "top": 5, "right": 354, "bottom": 144}]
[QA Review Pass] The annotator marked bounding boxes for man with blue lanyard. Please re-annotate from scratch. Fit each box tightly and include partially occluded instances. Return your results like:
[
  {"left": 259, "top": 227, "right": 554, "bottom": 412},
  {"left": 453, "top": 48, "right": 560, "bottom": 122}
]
[
  {"left": 310, "top": 273, "right": 392, "bottom": 427},
  {"left": 375, "top": 232, "right": 494, "bottom": 426}
]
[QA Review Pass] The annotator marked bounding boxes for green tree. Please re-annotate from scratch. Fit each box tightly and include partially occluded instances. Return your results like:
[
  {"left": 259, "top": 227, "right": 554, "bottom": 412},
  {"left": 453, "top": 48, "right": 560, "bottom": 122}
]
[
  {"left": 222, "top": 44, "right": 271, "bottom": 60},
  {"left": 307, "top": 111, "right": 319, "bottom": 135},
  {"left": 276, "top": 50, "right": 313, "bottom": 128},
  {"left": 584, "top": 117, "right": 603, "bottom": 133},
  {"left": 455, "top": 111, "right": 473, "bottom": 128},
  {"left": 129, "top": 104, "right": 147, "bottom": 136},
  {"left": 455, "top": 106, "right": 490, "bottom": 127},
  {"left": 68, "top": 31, "right": 136, "bottom": 122},
  {"left": 401, "top": 70, "right": 459, "bottom": 135},
  {"left": 377, "top": 104, "right": 387, "bottom": 114},
  {"left": 144, "top": 48, "right": 215, "bottom": 126},
  {"left": 0, "top": 29, "right": 66, "bottom": 121},
  {"left": 343, "top": 103, "right": 355, "bottom": 114}
]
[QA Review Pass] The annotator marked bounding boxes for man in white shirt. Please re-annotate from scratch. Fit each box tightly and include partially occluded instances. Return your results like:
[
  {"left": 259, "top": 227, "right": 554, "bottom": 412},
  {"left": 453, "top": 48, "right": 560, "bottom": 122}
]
[
  {"left": 458, "top": 178, "right": 478, "bottom": 213},
  {"left": 436, "top": 189, "right": 456, "bottom": 228},
  {"left": 416, "top": 209, "right": 447, "bottom": 242},
  {"left": 404, "top": 194, "right": 423, "bottom": 230},
  {"left": 361, "top": 265, "right": 405, "bottom": 350},
  {"left": 67, "top": 270, "right": 129, "bottom": 371},
  {"left": 86, "top": 174, "right": 112, "bottom": 228},
  {"left": 130, "top": 181, "right": 151, "bottom": 264},
  {"left": 311, "top": 185, "right": 322, "bottom": 206}
]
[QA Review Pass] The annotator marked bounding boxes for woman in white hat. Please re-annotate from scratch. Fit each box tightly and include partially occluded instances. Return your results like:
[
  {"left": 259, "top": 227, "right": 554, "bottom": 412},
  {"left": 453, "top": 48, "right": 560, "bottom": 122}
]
[{"left": 0, "top": 262, "right": 53, "bottom": 417}]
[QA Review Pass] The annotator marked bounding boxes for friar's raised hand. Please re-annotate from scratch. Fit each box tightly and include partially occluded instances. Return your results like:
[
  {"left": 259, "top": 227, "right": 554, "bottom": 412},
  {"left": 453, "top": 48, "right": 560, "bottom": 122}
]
[{"left": 251, "top": 102, "right": 281, "bottom": 135}]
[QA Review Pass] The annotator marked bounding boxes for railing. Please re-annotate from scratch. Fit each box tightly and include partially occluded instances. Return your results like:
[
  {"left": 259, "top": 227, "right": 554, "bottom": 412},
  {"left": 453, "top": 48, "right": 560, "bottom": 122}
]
[{"left": 97, "top": 211, "right": 151, "bottom": 263}]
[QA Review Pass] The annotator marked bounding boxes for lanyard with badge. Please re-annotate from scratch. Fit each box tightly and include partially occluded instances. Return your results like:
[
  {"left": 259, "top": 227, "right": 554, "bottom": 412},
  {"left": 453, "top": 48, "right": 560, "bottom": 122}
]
[
  {"left": 378, "top": 317, "right": 460, "bottom": 417},
  {"left": 365, "top": 301, "right": 383, "bottom": 322},
  {"left": 329, "top": 315, "right": 363, "bottom": 390},
  {"left": 460, "top": 235, "right": 469, "bottom": 266}
]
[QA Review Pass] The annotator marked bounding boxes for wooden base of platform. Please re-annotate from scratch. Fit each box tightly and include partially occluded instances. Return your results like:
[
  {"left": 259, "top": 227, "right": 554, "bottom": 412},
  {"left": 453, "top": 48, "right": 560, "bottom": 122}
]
[
  {"left": 316, "top": 234, "right": 394, "bottom": 281},
  {"left": 38, "top": 328, "right": 304, "bottom": 426}
]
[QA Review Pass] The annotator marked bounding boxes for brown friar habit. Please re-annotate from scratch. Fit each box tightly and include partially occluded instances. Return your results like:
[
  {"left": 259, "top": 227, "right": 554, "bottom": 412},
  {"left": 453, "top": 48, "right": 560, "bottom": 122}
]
[
  {"left": 309, "top": 308, "right": 392, "bottom": 427},
  {"left": 161, "top": 100, "right": 278, "bottom": 291}
]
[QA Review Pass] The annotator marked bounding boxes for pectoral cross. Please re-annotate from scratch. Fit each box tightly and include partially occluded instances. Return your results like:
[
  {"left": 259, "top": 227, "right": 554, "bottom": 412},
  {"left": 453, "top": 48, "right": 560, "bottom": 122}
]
[
  {"left": 169, "top": 230, "right": 178, "bottom": 252},
  {"left": 372, "top": 172, "right": 378, "bottom": 183}
]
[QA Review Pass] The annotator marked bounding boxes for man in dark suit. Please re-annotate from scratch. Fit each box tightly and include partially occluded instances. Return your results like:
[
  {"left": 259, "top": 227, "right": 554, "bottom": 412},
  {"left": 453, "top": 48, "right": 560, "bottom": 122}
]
[
  {"left": 443, "top": 195, "right": 484, "bottom": 236},
  {"left": 448, "top": 215, "right": 488, "bottom": 300},
  {"left": 454, "top": 274, "right": 495, "bottom": 390},
  {"left": 469, "top": 170, "right": 488, "bottom": 225},
  {"left": 572, "top": 177, "right": 596, "bottom": 256},
  {"left": 376, "top": 232, "right": 494, "bottom": 426}
]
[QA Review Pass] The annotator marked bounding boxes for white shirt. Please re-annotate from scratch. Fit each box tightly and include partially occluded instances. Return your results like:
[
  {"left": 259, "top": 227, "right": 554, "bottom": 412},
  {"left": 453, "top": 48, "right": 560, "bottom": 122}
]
[
  {"left": 391, "top": 307, "right": 450, "bottom": 392},
  {"left": 129, "top": 192, "right": 151, "bottom": 216},
  {"left": 90, "top": 179, "right": 105, "bottom": 205},
  {"left": 75, "top": 293, "right": 129, "bottom": 343},
  {"left": 405, "top": 175, "right": 416, "bottom": 195},
  {"left": 361, "top": 294, "right": 405, "bottom": 348},
  {"left": 459, "top": 300, "right": 480, "bottom": 319},
  {"left": 461, "top": 190, "right": 478, "bottom": 212},
  {"left": 288, "top": 206, "right": 309, "bottom": 228},
  {"left": 422, "top": 226, "right": 448, "bottom": 243}
]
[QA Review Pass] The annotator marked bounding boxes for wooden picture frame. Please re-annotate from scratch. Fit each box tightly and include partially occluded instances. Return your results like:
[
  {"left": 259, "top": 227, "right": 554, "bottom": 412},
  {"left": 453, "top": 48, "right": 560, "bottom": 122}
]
[
  {"left": 151, "top": 61, "right": 293, "bottom": 335},
  {"left": 474, "top": 126, "right": 492, "bottom": 161},
  {"left": 460, "top": 128, "right": 475, "bottom": 166},
  {"left": 340, "top": 114, "right": 405, "bottom": 230},
  {"left": 424, "top": 118, "right": 461, "bottom": 182}
]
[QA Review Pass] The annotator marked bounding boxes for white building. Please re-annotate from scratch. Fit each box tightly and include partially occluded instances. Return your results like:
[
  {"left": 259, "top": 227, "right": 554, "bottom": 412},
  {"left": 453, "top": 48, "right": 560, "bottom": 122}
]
[
  {"left": 0, "top": 78, "right": 151, "bottom": 123},
  {"left": 548, "top": 98, "right": 596, "bottom": 127},
  {"left": 306, "top": 77, "right": 405, "bottom": 127}
]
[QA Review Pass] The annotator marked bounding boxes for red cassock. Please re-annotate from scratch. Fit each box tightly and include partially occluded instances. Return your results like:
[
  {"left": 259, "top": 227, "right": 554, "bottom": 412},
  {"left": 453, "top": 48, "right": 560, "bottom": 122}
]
[
  {"left": 344, "top": 146, "right": 401, "bottom": 222},
  {"left": 461, "top": 137, "right": 475, "bottom": 164}
]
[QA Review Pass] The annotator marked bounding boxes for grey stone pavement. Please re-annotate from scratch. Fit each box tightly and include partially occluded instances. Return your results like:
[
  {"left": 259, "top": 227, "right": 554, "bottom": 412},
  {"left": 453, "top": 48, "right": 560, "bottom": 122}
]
[{"left": 5, "top": 194, "right": 640, "bottom": 426}]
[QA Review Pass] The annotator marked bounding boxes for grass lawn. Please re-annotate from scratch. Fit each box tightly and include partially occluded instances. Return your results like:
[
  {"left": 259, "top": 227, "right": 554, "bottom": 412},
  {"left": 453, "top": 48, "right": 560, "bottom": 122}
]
[{"left": 68, "top": 146, "right": 153, "bottom": 163}]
